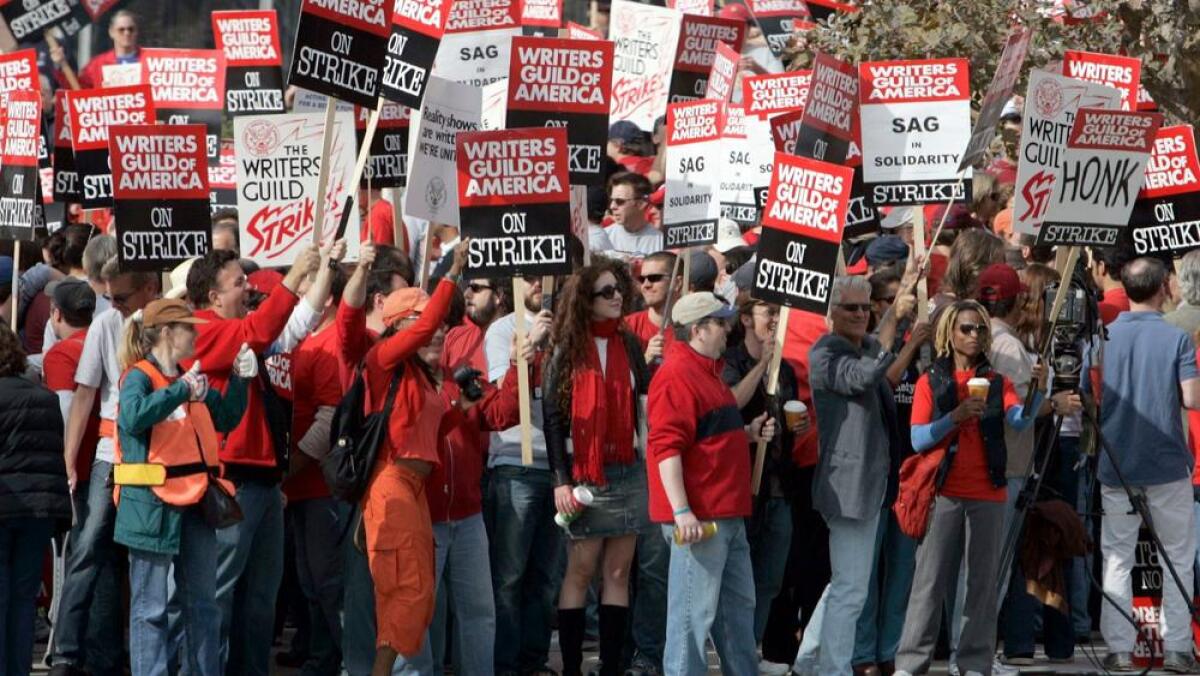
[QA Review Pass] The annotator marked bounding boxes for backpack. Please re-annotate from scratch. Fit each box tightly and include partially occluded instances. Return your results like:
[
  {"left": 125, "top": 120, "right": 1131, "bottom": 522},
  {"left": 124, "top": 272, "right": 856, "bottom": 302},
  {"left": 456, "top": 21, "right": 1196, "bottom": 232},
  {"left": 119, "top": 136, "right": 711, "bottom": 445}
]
[{"left": 321, "top": 365, "right": 402, "bottom": 504}]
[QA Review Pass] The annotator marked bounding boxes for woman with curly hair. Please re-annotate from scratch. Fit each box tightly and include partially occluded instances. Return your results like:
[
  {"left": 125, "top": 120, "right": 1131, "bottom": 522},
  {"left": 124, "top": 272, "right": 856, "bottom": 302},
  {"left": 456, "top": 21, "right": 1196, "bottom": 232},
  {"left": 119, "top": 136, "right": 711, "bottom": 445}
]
[
  {"left": 893, "top": 300, "right": 1044, "bottom": 676},
  {"left": 935, "top": 229, "right": 1007, "bottom": 311},
  {"left": 543, "top": 258, "right": 651, "bottom": 676}
]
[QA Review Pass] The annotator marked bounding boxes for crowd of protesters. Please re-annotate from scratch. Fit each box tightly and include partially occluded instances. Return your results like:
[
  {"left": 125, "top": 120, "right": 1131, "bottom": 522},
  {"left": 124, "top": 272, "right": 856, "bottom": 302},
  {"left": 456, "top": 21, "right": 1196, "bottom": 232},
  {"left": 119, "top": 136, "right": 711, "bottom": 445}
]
[{"left": 3, "top": 4, "right": 1200, "bottom": 676}]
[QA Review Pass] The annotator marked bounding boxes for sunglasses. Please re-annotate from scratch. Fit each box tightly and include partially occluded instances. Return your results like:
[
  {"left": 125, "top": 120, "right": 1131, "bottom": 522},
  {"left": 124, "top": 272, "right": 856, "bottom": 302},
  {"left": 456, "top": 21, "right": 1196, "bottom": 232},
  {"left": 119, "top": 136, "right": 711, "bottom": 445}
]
[
  {"left": 637, "top": 273, "right": 667, "bottom": 284},
  {"left": 466, "top": 283, "right": 492, "bottom": 293},
  {"left": 836, "top": 303, "right": 872, "bottom": 313},
  {"left": 114, "top": 26, "right": 136, "bottom": 32},
  {"left": 957, "top": 323, "right": 988, "bottom": 336},
  {"left": 608, "top": 197, "right": 641, "bottom": 207},
  {"left": 592, "top": 284, "right": 620, "bottom": 300}
]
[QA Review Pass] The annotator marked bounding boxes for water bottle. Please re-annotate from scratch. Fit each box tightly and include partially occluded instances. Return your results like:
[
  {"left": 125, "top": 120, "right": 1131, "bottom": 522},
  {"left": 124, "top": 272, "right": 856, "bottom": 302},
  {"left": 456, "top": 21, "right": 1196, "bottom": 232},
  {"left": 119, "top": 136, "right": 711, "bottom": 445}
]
[{"left": 673, "top": 521, "right": 719, "bottom": 545}]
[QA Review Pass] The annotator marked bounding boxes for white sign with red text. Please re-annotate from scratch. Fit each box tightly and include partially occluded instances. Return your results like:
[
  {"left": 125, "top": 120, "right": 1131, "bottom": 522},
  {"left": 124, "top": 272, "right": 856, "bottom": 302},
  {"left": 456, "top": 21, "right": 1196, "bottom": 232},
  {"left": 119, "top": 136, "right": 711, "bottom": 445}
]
[{"left": 609, "top": 0, "right": 682, "bottom": 131}]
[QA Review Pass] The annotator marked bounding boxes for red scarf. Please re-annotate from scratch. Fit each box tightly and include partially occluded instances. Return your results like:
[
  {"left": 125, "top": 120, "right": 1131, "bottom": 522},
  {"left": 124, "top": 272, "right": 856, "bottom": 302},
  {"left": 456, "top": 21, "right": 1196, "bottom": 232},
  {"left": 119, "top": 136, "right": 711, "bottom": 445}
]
[{"left": 569, "top": 319, "right": 635, "bottom": 486}]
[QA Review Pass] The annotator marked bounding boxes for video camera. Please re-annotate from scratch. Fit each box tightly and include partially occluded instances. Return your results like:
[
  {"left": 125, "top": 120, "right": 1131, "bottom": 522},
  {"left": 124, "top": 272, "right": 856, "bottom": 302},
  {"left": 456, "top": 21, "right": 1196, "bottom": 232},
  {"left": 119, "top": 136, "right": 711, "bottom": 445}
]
[{"left": 1039, "top": 266, "right": 1101, "bottom": 393}]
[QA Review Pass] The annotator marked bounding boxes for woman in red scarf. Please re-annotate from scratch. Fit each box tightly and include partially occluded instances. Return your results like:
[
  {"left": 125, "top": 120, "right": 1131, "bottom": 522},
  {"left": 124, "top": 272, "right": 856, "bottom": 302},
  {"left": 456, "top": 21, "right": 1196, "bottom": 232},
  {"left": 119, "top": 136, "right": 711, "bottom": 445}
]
[{"left": 544, "top": 258, "right": 651, "bottom": 676}]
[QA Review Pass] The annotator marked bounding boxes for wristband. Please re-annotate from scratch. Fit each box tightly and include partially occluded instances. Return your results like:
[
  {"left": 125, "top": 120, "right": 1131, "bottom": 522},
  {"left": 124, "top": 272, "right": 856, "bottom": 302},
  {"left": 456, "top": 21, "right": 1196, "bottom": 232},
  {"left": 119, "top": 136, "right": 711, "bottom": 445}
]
[{"left": 673, "top": 506, "right": 692, "bottom": 516}]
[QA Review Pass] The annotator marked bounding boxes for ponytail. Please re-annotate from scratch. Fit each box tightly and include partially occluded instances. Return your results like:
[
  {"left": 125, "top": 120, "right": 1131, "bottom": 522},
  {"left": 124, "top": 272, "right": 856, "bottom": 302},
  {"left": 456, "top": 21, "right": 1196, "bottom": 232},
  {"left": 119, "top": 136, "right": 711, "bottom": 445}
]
[{"left": 119, "top": 309, "right": 155, "bottom": 371}]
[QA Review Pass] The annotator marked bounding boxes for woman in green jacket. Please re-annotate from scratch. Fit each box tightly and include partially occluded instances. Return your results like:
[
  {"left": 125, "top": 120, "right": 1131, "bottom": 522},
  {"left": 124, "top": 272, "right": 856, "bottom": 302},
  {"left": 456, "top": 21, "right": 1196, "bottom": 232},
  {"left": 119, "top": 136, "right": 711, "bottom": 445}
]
[{"left": 115, "top": 298, "right": 252, "bottom": 676}]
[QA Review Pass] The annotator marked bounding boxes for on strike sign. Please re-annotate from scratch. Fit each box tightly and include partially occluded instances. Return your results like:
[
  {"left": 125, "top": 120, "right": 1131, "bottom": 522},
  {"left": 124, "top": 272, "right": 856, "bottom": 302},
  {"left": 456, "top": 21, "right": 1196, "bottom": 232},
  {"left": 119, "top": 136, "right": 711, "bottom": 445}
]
[
  {"left": 1129, "top": 125, "right": 1200, "bottom": 256},
  {"left": 213, "top": 10, "right": 286, "bottom": 116},
  {"left": 506, "top": 36, "right": 613, "bottom": 185},
  {"left": 381, "top": 0, "right": 450, "bottom": 109},
  {"left": 358, "top": 101, "right": 410, "bottom": 187},
  {"left": 1037, "top": 108, "right": 1163, "bottom": 247},
  {"left": 234, "top": 111, "right": 361, "bottom": 265},
  {"left": 743, "top": 70, "right": 811, "bottom": 119},
  {"left": 140, "top": 49, "right": 226, "bottom": 159},
  {"left": 668, "top": 14, "right": 744, "bottom": 104},
  {"left": 52, "top": 90, "right": 79, "bottom": 204},
  {"left": 1, "top": 0, "right": 86, "bottom": 45},
  {"left": 609, "top": 0, "right": 682, "bottom": 131},
  {"left": 794, "top": 52, "right": 857, "bottom": 164},
  {"left": 745, "top": 0, "right": 813, "bottom": 57},
  {"left": 0, "top": 90, "right": 41, "bottom": 241},
  {"left": 754, "top": 153, "right": 854, "bottom": 314},
  {"left": 456, "top": 127, "right": 571, "bottom": 278},
  {"left": 67, "top": 84, "right": 156, "bottom": 209},
  {"left": 288, "top": 0, "right": 389, "bottom": 107},
  {"left": 110, "top": 125, "right": 212, "bottom": 271},
  {"left": 1062, "top": 50, "right": 1141, "bottom": 112},
  {"left": 860, "top": 57, "right": 972, "bottom": 205},
  {"left": 664, "top": 99, "right": 723, "bottom": 248}
]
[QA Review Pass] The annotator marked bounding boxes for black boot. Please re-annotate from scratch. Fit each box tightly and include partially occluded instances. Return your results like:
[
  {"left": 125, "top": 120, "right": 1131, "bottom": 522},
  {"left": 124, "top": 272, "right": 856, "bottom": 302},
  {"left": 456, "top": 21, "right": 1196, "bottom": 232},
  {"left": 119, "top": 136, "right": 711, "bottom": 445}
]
[
  {"left": 598, "top": 604, "right": 629, "bottom": 676},
  {"left": 559, "top": 607, "right": 587, "bottom": 676}
]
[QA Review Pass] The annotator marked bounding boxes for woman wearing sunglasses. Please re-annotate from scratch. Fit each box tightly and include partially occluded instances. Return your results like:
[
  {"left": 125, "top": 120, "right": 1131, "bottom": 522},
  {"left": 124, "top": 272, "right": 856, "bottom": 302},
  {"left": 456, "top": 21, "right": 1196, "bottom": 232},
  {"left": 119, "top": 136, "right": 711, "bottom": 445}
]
[
  {"left": 893, "top": 300, "right": 1045, "bottom": 676},
  {"left": 543, "top": 258, "right": 651, "bottom": 676}
]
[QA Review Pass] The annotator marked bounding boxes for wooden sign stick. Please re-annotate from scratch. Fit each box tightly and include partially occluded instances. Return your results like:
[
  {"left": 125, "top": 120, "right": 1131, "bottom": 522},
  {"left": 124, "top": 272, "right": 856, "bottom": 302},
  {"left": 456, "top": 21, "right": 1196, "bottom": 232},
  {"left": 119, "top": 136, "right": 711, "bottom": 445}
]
[
  {"left": 311, "top": 98, "right": 338, "bottom": 245},
  {"left": 923, "top": 172, "right": 968, "bottom": 254},
  {"left": 513, "top": 277, "right": 535, "bottom": 466},
  {"left": 10, "top": 240, "right": 19, "bottom": 331},
  {"left": 752, "top": 305, "right": 789, "bottom": 495},
  {"left": 391, "top": 187, "right": 405, "bottom": 253},
  {"left": 912, "top": 207, "right": 930, "bottom": 322}
]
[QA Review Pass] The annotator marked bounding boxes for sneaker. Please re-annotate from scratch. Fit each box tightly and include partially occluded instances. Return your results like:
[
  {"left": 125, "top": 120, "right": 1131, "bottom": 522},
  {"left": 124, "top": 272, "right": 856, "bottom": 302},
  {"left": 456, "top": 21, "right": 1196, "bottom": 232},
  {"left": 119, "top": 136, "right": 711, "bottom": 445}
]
[
  {"left": 759, "top": 660, "right": 792, "bottom": 675},
  {"left": 1163, "top": 651, "right": 1200, "bottom": 674},
  {"left": 1000, "top": 654, "right": 1034, "bottom": 666},
  {"left": 1101, "top": 652, "right": 1136, "bottom": 672}
]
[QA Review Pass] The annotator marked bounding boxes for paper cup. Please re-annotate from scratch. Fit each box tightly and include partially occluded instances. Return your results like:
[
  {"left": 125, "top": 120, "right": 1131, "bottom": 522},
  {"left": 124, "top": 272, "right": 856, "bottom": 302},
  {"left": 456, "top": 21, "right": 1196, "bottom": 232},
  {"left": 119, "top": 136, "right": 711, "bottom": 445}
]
[
  {"left": 783, "top": 400, "right": 808, "bottom": 429},
  {"left": 967, "top": 377, "right": 990, "bottom": 400}
]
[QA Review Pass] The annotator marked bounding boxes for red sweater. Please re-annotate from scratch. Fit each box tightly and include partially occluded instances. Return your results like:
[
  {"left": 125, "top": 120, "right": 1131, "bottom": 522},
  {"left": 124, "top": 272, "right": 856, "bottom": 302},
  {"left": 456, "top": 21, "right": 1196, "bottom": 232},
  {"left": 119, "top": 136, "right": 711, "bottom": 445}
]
[
  {"left": 284, "top": 323, "right": 344, "bottom": 502},
  {"left": 646, "top": 341, "right": 752, "bottom": 523},
  {"left": 185, "top": 284, "right": 299, "bottom": 472}
]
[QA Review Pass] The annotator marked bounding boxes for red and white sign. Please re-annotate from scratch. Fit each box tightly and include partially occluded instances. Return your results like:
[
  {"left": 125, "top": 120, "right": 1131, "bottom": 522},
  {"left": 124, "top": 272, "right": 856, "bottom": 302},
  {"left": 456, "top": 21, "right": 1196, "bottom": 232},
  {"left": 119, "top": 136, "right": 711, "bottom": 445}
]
[
  {"left": 0, "top": 49, "right": 38, "bottom": 95},
  {"left": 1140, "top": 125, "right": 1200, "bottom": 200},
  {"left": 669, "top": 0, "right": 713, "bottom": 15},
  {"left": 0, "top": 89, "right": 41, "bottom": 241},
  {"left": 791, "top": 52, "right": 857, "bottom": 163},
  {"left": 507, "top": 37, "right": 612, "bottom": 115},
  {"left": 520, "top": 0, "right": 561, "bottom": 28},
  {"left": 664, "top": 99, "right": 724, "bottom": 247},
  {"left": 771, "top": 109, "right": 805, "bottom": 154},
  {"left": 609, "top": 0, "right": 682, "bottom": 131},
  {"left": 704, "top": 42, "right": 739, "bottom": 104},
  {"left": 141, "top": 49, "right": 225, "bottom": 110},
  {"left": 212, "top": 10, "right": 282, "bottom": 67},
  {"left": 564, "top": 21, "right": 601, "bottom": 40},
  {"left": 743, "top": 70, "right": 811, "bottom": 119},
  {"left": 67, "top": 84, "right": 156, "bottom": 209},
  {"left": 1062, "top": 50, "right": 1141, "bottom": 112},
  {"left": 670, "top": 14, "right": 744, "bottom": 103}
]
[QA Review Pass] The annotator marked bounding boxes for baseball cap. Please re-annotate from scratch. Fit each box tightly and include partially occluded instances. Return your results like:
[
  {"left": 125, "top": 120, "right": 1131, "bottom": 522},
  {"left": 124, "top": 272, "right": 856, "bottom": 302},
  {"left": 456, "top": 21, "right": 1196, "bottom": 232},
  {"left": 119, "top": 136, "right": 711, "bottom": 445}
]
[
  {"left": 689, "top": 251, "right": 719, "bottom": 289},
  {"left": 143, "top": 298, "right": 208, "bottom": 328},
  {"left": 164, "top": 258, "right": 198, "bottom": 300},
  {"left": 881, "top": 206, "right": 915, "bottom": 230},
  {"left": 382, "top": 287, "right": 431, "bottom": 327},
  {"left": 1000, "top": 98, "right": 1022, "bottom": 122},
  {"left": 608, "top": 120, "right": 643, "bottom": 144},
  {"left": 714, "top": 218, "right": 748, "bottom": 253},
  {"left": 718, "top": 2, "right": 753, "bottom": 22},
  {"left": 865, "top": 235, "right": 910, "bottom": 268},
  {"left": 671, "top": 292, "right": 735, "bottom": 326},
  {"left": 977, "top": 263, "right": 1027, "bottom": 302},
  {"left": 48, "top": 278, "right": 96, "bottom": 317}
]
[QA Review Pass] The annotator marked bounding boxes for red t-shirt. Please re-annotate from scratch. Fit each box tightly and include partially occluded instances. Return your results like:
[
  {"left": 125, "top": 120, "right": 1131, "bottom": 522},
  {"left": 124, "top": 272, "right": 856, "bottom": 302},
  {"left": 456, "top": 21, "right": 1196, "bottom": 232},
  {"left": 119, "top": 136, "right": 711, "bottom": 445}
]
[
  {"left": 1099, "top": 287, "right": 1130, "bottom": 326},
  {"left": 43, "top": 330, "right": 99, "bottom": 482},
  {"left": 624, "top": 309, "right": 674, "bottom": 352},
  {"left": 284, "top": 323, "right": 345, "bottom": 502},
  {"left": 911, "top": 370, "right": 1019, "bottom": 502},
  {"left": 360, "top": 198, "right": 400, "bottom": 248}
]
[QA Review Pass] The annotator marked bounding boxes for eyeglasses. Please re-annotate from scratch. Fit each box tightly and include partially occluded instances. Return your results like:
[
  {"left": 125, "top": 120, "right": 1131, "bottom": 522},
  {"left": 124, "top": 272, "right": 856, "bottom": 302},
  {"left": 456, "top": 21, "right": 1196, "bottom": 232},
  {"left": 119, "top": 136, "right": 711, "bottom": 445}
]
[
  {"left": 637, "top": 273, "right": 666, "bottom": 285},
  {"left": 836, "top": 303, "right": 872, "bottom": 313},
  {"left": 114, "top": 26, "right": 137, "bottom": 33},
  {"left": 592, "top": 284, "right": 620, "bottom": 300},
  {"left": 957, "top": 323, "right": 988, "bottom": 336},
  {"left": 466, "top": 283, "right": 492, "bottom": 293},
  {"left": 608, "top": 197, "right": 641, "bottom": 207}
]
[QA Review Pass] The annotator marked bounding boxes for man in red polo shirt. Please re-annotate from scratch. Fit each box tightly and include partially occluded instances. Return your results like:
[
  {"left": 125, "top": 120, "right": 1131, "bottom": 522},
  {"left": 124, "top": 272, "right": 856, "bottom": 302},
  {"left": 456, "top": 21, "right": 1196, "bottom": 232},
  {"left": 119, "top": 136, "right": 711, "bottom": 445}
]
[
  {"left": 626, "top": 251, "right": 680, "bottom": 366},
  {"left": 647, "top": 292, "right": 775, "bottom": 675}
]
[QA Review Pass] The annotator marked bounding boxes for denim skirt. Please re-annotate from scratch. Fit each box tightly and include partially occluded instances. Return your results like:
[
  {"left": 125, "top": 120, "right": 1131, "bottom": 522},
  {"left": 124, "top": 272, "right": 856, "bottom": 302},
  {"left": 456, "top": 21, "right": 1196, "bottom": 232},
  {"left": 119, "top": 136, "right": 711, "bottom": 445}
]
[{"left": 564, "top": 460, "right": 651, "bottom": 539}]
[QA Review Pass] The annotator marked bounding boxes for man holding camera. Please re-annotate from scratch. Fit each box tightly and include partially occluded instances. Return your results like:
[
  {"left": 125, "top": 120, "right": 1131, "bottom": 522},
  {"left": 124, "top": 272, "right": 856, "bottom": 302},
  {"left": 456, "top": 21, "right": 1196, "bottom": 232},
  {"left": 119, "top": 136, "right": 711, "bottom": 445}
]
[{"left": 1090, "top": 257, "right": 1200, "bottom": 674}]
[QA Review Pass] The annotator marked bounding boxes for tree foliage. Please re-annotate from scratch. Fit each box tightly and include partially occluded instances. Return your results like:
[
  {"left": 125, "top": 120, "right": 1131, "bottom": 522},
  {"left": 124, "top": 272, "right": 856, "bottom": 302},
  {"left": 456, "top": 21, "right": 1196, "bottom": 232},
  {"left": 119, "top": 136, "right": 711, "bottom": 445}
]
[{"left": 791, "top": 0, "right": 1200, "bottom": 124}]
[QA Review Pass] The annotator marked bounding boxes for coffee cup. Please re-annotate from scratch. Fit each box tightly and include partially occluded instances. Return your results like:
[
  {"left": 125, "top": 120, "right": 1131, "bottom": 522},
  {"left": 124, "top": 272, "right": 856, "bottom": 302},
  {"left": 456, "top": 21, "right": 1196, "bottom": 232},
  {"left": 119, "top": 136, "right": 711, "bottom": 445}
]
[
  {"left": 967, "top": 377, "right": 989, "bottom": 400},
  {"left": 783, "top": 400, "right": 807, "bottom": 430}
]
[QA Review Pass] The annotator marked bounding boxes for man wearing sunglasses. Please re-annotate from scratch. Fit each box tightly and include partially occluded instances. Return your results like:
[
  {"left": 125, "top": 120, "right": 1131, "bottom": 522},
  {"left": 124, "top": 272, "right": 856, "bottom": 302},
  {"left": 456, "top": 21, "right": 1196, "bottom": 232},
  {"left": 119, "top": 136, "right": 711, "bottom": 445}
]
[
  {"left": 50, "top": 10, "right": 141, "bottom": 90},
  {"left": 625, "top": 251, "right": 681, "bottom": 366},
  {"left": 605, "top": 172, "right": 663, "bottom": 258}
]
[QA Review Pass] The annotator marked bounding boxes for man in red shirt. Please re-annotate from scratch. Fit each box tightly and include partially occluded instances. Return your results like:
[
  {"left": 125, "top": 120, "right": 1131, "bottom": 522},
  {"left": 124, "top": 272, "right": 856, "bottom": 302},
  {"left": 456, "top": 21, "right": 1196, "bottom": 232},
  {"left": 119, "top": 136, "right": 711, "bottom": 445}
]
[
  {"left": 49, "top": 10, "right": 141, "bottom": 89},
  {"left": 625, "top": 251, "right": 680, "bottom": 366},
  {"left": 647, "top": 292, "right": 775, "bottom": 675},
  {"left": 43, "top": 280, "right": 99, "bottom": 484},
  {"left": 1091, "top": 245, "right": 1133, "bottom": 325}
]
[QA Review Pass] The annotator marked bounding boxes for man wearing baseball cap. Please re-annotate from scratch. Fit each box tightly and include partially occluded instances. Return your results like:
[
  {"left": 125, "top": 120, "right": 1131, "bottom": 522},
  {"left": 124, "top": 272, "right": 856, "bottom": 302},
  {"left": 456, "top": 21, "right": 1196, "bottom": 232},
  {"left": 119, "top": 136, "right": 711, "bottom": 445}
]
[{"left": 646, "top": 292, "right": 776, "bottom": 674}]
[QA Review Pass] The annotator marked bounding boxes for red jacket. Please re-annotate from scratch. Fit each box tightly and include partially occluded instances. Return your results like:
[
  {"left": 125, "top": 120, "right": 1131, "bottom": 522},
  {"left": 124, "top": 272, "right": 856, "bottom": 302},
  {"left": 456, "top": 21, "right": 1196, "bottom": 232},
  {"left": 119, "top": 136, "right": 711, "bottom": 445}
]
[
  {"left": 646, "top": 341, "right": 752, "bottom": 523},
  {"left": 185, "top": 284, "right": 299, "bottom": 474}
]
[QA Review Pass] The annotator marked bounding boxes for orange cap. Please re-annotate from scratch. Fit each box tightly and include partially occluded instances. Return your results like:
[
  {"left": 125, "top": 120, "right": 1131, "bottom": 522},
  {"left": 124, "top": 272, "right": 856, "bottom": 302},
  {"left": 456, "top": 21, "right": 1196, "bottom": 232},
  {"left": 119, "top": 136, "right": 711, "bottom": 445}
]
[{"left": 382, "top": 287, "right": 430, "bottom": 327}]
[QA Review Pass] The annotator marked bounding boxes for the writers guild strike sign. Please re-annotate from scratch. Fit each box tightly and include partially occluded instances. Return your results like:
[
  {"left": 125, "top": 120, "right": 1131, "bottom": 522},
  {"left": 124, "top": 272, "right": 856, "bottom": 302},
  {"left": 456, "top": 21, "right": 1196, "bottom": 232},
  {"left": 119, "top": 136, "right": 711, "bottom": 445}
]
[
  {"left": 959, "top": 26, "right": 1031, "bottom": 171},
  {"left": 1128, "top": 126, "right": 1200, "bottom": 257},
  {"left": 234, "top": 111, "right": 361, "bottom": 266},
  {"left": 455, "top": 127, "right": 571, "bottom": 279},
  {"left": 609, "top": 0, "right": 682, "bottom": 131},
  {"left": 1036, "top": 108, "right": 1163, "bottom": 247},
  {"left": 140, "top": 49, "right": 226, "bottom": 161},
  {"left": 0, "top": 90, "right": 42, "bottom": 241},
  {"left": 213, "top": 10, "right": 286, "bottom": 116},
  {"left": 744, "top": 0, "right": 813, "bottom": 58},
  {"left": 359, "top": 101, "right": 410, "bottom": 187},
  {"left": 434, "top": 0, "right": 521, "bottom": 88},
  {"left": 1, "top": 0, "right": 87, "bottom": 45},
  {"left": 67, "top": 84, "right": 156, "bottom": 210},
  {"left": 754, "top": 153, "right": 854, "bottom": 314},
  {"left": 743, "top": 70, "right": 810, "bottom": 120},
  {"left": 668, "top": 15, "right": 744, "bottom": 104},
  {"left": 1062, "top": 50, "right": 1141, "bottom": 113},
  {"left": 110, "top": 125, "right": 212, "bottom": 271},
  {"left": 1013, "top": 71, "right": 1121, "bottom": 237},
  {"left": 381, "top": 0, "right": 449, "bottom": 110},
  {"left": 793, "top": 52, "right": 857, "bottom": 164},
  {"left": 288, "top": 0, "right": 389, "bottom": 107},
  {"left": 664, "top": 99, "right": 723, "bottom": 248},
  {"left": 860, "top": 57, "right": 973, "bottom": 206},
  {"left": 506, "top": 36, "right": 613, "bottom": 186},
  {"left": 52, "top": 90, "right": 80, "bottom": 204},
  {"left": 704, "top": 42, "right": 739, "bottom": 104},
  {"left": 405, "top": 76, "right": 484, "bottom": 226},
  {"left": 209, "top": 139, "right": 237, "bottom": 213}
]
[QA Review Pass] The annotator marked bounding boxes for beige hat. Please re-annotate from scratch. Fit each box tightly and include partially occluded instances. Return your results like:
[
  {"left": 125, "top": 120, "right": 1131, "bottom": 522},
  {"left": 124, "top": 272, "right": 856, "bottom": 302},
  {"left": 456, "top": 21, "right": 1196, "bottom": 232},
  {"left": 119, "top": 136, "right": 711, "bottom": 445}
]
[
  {"left": 164, "top": 258, "right": 198, "bottom": 300},
  {"left": 671, "top": 292, "right": 735, "bottom": 326},
  {"left": 713, "top": 218, "right": 748, "bottom": 253}
]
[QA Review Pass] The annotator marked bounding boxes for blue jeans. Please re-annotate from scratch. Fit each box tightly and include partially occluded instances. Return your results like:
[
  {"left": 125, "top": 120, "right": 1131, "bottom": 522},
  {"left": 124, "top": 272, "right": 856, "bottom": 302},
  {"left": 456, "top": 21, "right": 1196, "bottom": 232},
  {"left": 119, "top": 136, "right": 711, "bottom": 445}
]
[
  {"left": 51, "top": 461, "right": 123, "bottom": 673},
  {"left": 215, "top": 481, "right": 284, "bottom": 676},
  {"left": 291, "top": 497, "right": 350, "bottom": 676},
  {"left": 852, "top": 509, "right": 916, "bottom": 666},
  {"left": 396, "top": 513, "right": 496, "bottom": 674},
  {"left": 128, "top": 508, "right": 221, "bottom": 676},
  {"left": 0, "top": 518, "right": 53, "bottom": 676},
  {"left": 793, "top": 510, "right": 881, "bottom": 676},
  {"left": 631, "top": 525, "right": 670, "bottom": 668},
  {"left": 487, "top": 466, "right": 562, "bottom": 673},
  {"left": 662, "top": 518, "right": 757, "bottom": 676},
  {"left": 749, "top": 497, "right": 793, "bottom": 643}
]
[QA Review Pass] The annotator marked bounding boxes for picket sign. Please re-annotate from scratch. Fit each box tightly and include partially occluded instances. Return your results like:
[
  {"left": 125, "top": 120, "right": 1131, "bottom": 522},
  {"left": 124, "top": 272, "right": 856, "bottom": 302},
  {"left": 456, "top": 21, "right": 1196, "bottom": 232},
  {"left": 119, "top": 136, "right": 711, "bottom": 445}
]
[
  {"left": 752, "top": 304, "right": 789, "bottom": 495},
  {"left": 913, "top": 207, "right": 929, "bottom": 323},
  {"left": 513, "top": 277, "right": 534, "bottom": 466},
  {"left": 9, "top": 241, "right": 18, "bottom": 331},
  {"left": 312, "top": 100, "right": 337, "bottom": 244}
]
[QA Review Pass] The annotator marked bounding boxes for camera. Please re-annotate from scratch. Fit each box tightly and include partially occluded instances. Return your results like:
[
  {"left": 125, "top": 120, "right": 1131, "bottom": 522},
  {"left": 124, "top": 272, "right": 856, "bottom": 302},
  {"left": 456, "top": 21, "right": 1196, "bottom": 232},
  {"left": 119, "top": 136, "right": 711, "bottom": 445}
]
[
  {"left": 1041, "top": 274, "right": 1100, "bottom": 394},
  {"left": 453, "top": 366, "right": 485, "bottom": 402}
]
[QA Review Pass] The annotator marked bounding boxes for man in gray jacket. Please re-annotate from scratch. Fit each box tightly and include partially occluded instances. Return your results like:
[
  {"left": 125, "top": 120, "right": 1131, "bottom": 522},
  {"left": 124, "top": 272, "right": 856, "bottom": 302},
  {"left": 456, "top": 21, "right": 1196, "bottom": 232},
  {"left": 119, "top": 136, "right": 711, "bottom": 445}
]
[{"left": 793, "top": 275, "right": 910, "bottom": 676}]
